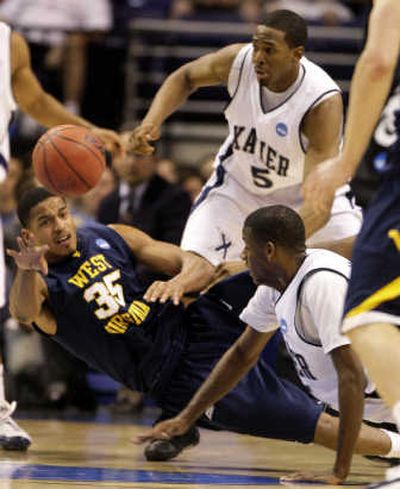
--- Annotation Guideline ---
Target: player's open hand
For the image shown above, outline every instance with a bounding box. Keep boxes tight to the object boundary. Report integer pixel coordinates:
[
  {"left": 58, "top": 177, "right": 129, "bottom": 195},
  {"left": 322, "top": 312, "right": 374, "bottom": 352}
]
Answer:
[
  {"left": 133, "top": 416, "right": 191, "bottom": 445},
  {"left": 280, "top": 470, "right": 344, "bottom": 485},
  {"left": 7, "top": 233, "right": 49, "bottom": 275},
  {"left": 128, "top": 123, "right": 160, "bottom": 155},
  {"left": 144, "top": 277, "right": 185, "bottom": 306},
  {"left": 91, "top": 127, "right": 123, "bottom": 160}
]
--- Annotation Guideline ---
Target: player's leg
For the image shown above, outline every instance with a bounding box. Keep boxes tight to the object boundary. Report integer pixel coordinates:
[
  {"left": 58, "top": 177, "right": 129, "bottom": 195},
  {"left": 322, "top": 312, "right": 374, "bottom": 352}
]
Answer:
[
  {"left": 343, "top": 177, "right": 400, "bottom": 485},
  {"left": 314, "top": 410, "right": 400, "bottom": 458},
  {"left": 0, "top": 232, "right": 31, "bottom": 450},
  {"left": 180, "top": 183, "right": 249, "bottom": 265}
]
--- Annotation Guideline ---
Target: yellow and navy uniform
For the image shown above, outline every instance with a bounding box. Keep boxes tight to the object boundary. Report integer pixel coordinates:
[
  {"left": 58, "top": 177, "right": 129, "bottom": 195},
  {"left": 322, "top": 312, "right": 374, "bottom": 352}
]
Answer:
[
  {"left": 343, "top": 74, "right": 400, "bottom": 331},
  {"left": 42, "top": 223, "right": 186, "bottom": 395},
  {"left": 38, "top": 225, "right": 324, "bottom": 443}
]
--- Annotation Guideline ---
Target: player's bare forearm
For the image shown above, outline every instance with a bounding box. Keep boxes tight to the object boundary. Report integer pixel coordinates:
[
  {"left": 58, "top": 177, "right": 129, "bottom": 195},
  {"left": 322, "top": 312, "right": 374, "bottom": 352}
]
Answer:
[
  {"left": 19, "top": 91, "right": 94, "bottom": 129},
  {"left": 9, "top": 269, "right": 46, "bottom": 324},
  {"left": 141, "top": 68, "right": 194, "bottom": 129},
  {"left": 331, "top": 347, "right": 366, "bottom": 481},
  {"left": 174, "top": 251, "right": 215, "bottom": 294}
]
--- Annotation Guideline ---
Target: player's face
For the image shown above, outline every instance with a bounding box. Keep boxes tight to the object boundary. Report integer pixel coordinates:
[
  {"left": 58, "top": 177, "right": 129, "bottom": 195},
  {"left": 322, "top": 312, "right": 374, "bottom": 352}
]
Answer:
[
  {"left": 27, "top": 197, "right": 77, "bottom": 260},
  {"left": 241, "top": 227, "right": 279, "bottom": 286},
  {"left": 252, "top": 26, "right": 303, "bottom": 90}
]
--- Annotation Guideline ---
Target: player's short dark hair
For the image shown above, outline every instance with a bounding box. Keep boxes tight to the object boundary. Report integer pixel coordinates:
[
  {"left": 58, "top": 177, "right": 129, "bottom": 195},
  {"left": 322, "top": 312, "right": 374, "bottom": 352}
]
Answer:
[
  {"left": 244, "top": 205, "right": 306, "bottom": 253},
  {"left": 261, "top": 9, "right": 308, "bottom": 48},
  {"left": 17, "top": 187, "right": 59, "bottom": 227}
]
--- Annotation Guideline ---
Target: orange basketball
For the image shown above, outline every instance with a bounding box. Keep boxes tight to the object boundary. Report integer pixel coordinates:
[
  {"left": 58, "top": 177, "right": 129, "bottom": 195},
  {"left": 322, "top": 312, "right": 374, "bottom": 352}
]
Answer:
[{"left": 32, "top": 125, "right": 106, "bottom": 197}]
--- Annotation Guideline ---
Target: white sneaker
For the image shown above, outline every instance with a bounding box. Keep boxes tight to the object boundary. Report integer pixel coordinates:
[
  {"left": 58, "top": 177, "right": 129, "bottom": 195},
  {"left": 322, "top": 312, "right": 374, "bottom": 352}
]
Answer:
[{"left": 0, "top": 401, "right": 31, "bottom": 451}]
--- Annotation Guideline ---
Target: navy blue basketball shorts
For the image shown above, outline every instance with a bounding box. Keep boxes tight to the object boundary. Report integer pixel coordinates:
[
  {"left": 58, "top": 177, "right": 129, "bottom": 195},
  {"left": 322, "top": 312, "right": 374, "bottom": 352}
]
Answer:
[
  {"left": 158, "top": 274, "right": 322, "bottom": 444},
  {"left": 343, "top": 175, "right": 400, "bottom": 332}
]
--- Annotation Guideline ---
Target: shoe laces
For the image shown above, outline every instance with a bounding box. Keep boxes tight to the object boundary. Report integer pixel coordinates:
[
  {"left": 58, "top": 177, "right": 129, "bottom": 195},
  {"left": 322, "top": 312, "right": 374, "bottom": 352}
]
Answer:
[{"left": 0, "top": 401, "right": 17, "bottom": 422}]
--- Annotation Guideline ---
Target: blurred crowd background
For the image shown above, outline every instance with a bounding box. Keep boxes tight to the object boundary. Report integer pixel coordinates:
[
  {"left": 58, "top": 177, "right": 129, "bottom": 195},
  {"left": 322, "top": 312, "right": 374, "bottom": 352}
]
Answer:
[{"left": 0, "top": 0, "right": 372, "bottom": 415}]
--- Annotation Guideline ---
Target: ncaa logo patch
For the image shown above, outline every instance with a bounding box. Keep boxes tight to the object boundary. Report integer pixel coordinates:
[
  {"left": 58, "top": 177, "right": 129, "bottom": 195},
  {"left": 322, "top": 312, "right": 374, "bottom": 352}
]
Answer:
[
  {"left": 95, "top": 238, "right": 111, "bottom": 250},
  {"left": 276, "top": 122, "right": 288, "bottom": 137},
  {"left": 373, "top": 151, "right": 389, "bottom": 173},
  {"left": 279, "top": 318, "right": 288, "bottom": 333}
]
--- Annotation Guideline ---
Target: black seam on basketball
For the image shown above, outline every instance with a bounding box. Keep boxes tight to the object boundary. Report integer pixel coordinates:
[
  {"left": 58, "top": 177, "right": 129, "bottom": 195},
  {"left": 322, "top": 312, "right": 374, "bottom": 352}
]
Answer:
[
  {"left": 53, "top": 134, "right": 104, "bottom": 168},
  {"left": 47, "top": 137, "right": 92, "bottom": 190},
  {"left": 42, "top": 141, "right": 61, "bottom": 194}
]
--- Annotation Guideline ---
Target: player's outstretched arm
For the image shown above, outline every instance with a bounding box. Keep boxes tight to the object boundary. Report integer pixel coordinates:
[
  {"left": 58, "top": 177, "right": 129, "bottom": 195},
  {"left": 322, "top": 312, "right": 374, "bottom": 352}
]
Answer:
[
  {"left": 109, "top": 224, "right": 215, "bottom": 303},
  {"left": 10, "top": 31, "right": 122, "bottom": 157},
  {"left": 7, "top": 232, "right": 49, "bottom": 325},
  {"left": 129, "top": 43, "right": 243, "bottom": 155},
  {"left": 134, "top": 326, "right": 272, "bottom": 444}
]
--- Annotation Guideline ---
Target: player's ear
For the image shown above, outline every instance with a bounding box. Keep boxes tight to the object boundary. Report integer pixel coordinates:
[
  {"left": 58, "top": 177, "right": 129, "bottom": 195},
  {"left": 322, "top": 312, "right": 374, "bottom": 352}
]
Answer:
[
  {"left": 292, "top": 46, "right": 304, "bottom": 61},
  {"left": 265, "top": 241, "right": 276, "bottom": 260}
]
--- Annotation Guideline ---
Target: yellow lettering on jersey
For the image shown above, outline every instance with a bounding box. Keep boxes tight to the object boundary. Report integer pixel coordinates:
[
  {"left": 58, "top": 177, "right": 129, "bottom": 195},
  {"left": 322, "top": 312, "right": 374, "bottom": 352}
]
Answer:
[
  {"left": 388, "top": 229, "right": 400, "bottom": 252},
  {"left": 68, "top": 269, "right": 90, "bottom": 288},
  {"left": 68, "top": 254, "right": 114, "bottom": 288},
  {"left": 105, "top": 312, "right": 132, "bottom": 334},
  {"left": 128, "top": 301, "right": 150, "bottom": 325},
  {"left": 90, "top": 255, "right": 113, "bottom": 272},
  {"left": 104, "top": 301, "right": 150, "bottom": 334},
  {"left": 81, "top": 261, "right": 99, "bottom": 279}
]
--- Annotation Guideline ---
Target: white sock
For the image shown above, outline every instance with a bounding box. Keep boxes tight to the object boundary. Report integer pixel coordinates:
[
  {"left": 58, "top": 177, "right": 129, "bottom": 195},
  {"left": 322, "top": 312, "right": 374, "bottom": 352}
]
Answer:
[
  {"left": 392, "top": 401, "right": 400, "bottom": 433},
  {"left": 381, "top": 429, "right": 400, "bottom": 458},
  {"left": 0, "top": 364, "right": 5, "bottom": 403}
]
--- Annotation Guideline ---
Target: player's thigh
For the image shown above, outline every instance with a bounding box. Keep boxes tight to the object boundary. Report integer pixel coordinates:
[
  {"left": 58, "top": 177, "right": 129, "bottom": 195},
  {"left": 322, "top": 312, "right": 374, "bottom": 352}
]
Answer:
[
  {"left": 181, "top": 194, "right": 245, "bottom": 265},
  {"left": 209, "top": 361, "right": 322, "bottom": 443}
]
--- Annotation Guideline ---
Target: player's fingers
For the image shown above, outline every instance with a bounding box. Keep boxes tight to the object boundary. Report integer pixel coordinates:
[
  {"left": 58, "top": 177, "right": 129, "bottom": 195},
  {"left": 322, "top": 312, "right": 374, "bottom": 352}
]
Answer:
[
  {"left": 144, "top": 281, "right": 164, "bottom": 302},
  {"left": 5, "top": 249, "right": 18, "bottom": 259},
  {"left": 16, "top": 236, "right": 27, "bottom": 252}
]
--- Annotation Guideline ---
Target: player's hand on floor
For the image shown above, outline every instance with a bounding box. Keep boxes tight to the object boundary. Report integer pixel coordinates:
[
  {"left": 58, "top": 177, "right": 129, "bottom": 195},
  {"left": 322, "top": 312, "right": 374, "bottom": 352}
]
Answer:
[
  {"left": 133, "top": 416, "right": 190, "bottom": 444},
  {"left": 128, "top": 123, "right": 160, "bottom": 155},
  {"left": 91, "top": 127, "right": 123, "bottom": 160},
  {"left": 144, "top": 278, "right": 185, "bottom": 305},
  {"left": 280, "top": 470, "right": 344, "bottom": 485},
  {"left": 7, "top": 233, "right": 49, "bottom": 275}
]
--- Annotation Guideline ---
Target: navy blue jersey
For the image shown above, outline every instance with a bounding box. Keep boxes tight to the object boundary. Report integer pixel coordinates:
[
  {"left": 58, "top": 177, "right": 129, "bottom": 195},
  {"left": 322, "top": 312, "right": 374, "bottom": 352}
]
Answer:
[
  {"left": 43, "top": 223, "right": 186, "bottom": 394},
  {"left": 363, "top": 73, "right": 400, "bottom": 177}
]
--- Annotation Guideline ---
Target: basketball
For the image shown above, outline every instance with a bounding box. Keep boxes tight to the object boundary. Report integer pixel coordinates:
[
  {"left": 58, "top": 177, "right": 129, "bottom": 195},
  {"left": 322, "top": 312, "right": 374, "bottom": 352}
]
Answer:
[{"left": 32, "top": 125, "right": 106, "bottom": 197}]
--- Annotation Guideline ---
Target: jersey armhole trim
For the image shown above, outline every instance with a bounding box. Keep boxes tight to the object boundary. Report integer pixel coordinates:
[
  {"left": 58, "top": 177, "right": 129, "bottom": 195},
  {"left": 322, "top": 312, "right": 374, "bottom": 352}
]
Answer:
[
  {"left": 224, "top": 46, "right": 251, "bottom": 112},
  {"left": 298, "top": 89, "right": 342, "bottom": 154},
  {"left": 294, "top": 267, "right": 349, "bottom": 346}
]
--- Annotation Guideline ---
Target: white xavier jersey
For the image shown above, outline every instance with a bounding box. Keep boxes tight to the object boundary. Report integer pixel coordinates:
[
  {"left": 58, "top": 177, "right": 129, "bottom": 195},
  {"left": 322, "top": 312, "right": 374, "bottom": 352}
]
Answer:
[
  {"left": 0, "top": 22, "right": 17, "bottom": 307},
  {"left": 218, "top": 45, "right": 340, "bottom": 198},
  {"left": 241, "top": 249, "right": 352, "bottom": 410}
]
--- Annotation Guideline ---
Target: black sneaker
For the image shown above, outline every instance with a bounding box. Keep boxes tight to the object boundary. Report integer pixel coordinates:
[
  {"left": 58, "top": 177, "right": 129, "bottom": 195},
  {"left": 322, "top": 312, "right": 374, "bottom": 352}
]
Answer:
[{"left": 144, "top": 425, "right": 200, "bottom": 461}]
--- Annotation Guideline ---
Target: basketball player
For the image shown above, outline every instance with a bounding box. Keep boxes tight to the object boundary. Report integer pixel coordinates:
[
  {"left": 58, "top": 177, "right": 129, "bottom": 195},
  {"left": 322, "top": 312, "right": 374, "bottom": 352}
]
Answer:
[
  {"left": 303, "top": 0, "right": 400, "bottom": 486},
  {"left": 0, "top": 22, "right": 121, "bottom": 449},
  {"left": 7, "top": 188, "right": 400, "bottom": 469},
  {"left": 136, "top": 205, "right": 400, "bottom": 484},
  {"left": 129, "top": 9, "right": 361, "bottom": 270}
]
